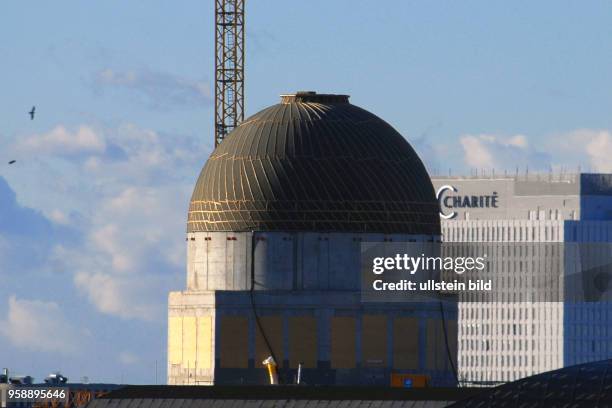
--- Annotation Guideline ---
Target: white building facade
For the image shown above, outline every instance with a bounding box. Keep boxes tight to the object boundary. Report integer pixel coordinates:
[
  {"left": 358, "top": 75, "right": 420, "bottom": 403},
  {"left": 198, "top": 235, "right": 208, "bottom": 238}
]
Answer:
[{"left": 432, "top": 173, "right": 612, "bottom": 385}]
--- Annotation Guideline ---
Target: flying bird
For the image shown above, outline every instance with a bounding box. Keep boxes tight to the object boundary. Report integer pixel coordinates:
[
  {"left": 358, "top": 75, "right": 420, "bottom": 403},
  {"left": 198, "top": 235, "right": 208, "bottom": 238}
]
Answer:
[
  {"left": 8, "top": 160, "right": 16, "bottom": 165},
  {"left": 29, "top": 106, "right": 35, "bottom": 120}
]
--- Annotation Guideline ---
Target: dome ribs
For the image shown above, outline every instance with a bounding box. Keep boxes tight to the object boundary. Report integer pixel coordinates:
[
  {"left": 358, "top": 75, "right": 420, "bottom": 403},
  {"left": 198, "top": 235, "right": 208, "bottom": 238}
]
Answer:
[{"left": 187, "top": 93, "right": 440, "bottom": 235}]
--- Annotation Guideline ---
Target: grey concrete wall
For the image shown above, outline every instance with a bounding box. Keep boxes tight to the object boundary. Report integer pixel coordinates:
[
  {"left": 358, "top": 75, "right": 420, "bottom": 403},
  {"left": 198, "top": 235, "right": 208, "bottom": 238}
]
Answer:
[
  {"left": 186, "top": 232, "right": 434, "bottom": 292},
  {"left": 175, "top": 231, "right": 446, "bottom": 386}
]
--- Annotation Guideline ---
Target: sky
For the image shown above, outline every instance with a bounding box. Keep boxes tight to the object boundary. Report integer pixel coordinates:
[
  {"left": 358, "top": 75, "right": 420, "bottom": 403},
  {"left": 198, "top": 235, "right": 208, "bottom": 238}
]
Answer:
[{"left": 1, "top": 1, "right": 612, "bottom": 384}]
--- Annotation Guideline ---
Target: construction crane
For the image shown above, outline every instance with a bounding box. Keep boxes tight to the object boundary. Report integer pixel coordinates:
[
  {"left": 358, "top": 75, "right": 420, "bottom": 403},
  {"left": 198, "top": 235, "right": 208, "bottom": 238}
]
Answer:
[{"left": 215, "top": 0, "right": 245, "bottom": 147}]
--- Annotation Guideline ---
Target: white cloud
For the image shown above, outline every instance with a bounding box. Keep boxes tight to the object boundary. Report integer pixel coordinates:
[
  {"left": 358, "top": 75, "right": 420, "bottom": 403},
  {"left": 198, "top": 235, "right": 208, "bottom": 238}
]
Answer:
[
  {"left": 557, "top": 129, "right": 612, "bottom": 172},
  {"left": 459, "top": 133, "right": 550, "bottom": 172},
  {"left": 586, "top": 132, "right": 612, "bottom": 172},
  {"left": 18, "top": 125, "right": 106, "bottom": 156},
  {"left": 457, "top": 129, "right": 612, "bottom": 174},
  {"left": 4, "top": 121, "right": 203, "bottom": 323},
  {"left": 0, "top": 296, "right": 80, "bottom": 354},
  {"left": 47, "top": 209, "right": 71, "bottom": 226},
  {"left": 96, "top": 68, "right": 212, "bottom": 109},
  {"left": 74, "top": 272, "right": 160, "bottom": 321},
  {"left": 90, "top": 224, "right": 134, "bottom": 272},
  {"left": 460, "top": 135, "right": 495, "bottom": 169},
  {"left": 506, "top": 134, "right": 528, "bottom": 148},
  {"left": 99, "top": 69, "right": 136, "bottom": 84},
  {"left": 80, "top": 123, "right": 206, "bottom": 187},
  {"left": 90, "top": 185, "right": 187, "bottom": 270},
  {"left": 21, "top": 123, "right": 205, "bottom": 321},
  {"left": 61, "top": 182, "right": 187, "bottom": 321}
]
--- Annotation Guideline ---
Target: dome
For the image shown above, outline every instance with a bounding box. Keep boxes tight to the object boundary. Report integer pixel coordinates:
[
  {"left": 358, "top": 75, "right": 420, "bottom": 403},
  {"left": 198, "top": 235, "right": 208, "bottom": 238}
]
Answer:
[{"left": 188, "top": 91, "right": 440, "bottom": 234}]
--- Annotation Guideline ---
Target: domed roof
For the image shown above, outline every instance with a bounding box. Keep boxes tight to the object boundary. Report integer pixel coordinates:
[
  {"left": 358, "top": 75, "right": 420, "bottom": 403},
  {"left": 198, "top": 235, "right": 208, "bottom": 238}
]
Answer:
[
  {"left": 448, "top": 359, "right": 612, "bottom": 407},
  {"left": 188, "top": 92, "right": 440, "bottom": 234}
]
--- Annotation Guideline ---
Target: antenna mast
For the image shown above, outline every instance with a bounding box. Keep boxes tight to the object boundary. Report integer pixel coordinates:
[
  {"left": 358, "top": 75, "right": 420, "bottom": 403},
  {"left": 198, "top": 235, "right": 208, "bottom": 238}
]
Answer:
[{"left": 215, "top": 0, "right": 245, "bottom": 147}]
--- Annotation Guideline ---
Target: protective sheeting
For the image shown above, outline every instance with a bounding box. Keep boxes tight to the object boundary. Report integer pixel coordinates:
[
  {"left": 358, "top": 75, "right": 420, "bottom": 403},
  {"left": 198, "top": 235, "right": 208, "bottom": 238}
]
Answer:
[{"left": 189, "top": 94, "right": 440, "bottom": 234}]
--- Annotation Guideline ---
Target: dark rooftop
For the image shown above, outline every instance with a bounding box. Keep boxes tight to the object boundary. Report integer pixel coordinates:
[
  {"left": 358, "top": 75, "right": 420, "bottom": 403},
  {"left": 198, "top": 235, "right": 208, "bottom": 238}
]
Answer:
[
  {"left": 448, "top": 359, "right": 612, "bottom": 407},
  {"left": 87, "top": 386, "right": 482, "bottom": 408}
]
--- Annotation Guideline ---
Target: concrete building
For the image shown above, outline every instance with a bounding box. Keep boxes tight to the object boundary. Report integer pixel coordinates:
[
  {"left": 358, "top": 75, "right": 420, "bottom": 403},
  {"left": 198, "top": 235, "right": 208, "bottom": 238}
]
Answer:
[
  {"left": 431, "top": 173, "right": 612, "bottom": 385},
  {"left": 168, "top": 92, "right": 457, "bottom": 386}
]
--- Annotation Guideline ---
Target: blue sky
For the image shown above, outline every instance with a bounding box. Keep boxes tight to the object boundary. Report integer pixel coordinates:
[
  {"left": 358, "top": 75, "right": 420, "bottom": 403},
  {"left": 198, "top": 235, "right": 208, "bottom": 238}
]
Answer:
[{"left": 1, "top": 1, "right": 612, "bottom": 383}]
